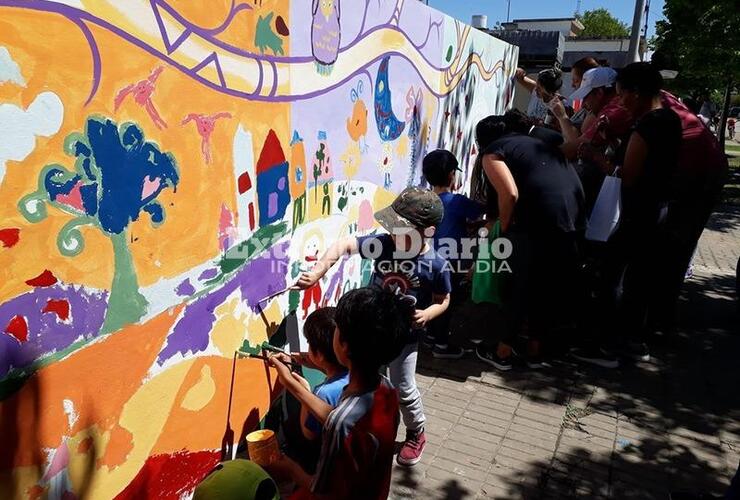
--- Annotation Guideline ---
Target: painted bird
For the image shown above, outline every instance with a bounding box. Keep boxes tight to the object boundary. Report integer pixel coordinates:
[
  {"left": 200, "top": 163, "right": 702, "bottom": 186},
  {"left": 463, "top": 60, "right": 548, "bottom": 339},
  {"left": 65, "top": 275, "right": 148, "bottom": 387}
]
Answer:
[
  {"left": 181, "top": 112, "right": 232, "bottom": 164},
  {"left": 114, "top": 66, "right": 167, "bottom": 129}
]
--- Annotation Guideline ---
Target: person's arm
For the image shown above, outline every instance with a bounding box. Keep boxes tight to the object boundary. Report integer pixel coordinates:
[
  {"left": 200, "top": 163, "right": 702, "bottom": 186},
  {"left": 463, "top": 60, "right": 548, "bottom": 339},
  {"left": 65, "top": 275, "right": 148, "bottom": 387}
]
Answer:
[
  {"left": 620, "top": 131, "right": 648, "bottom": 188},
  {"left": 300, "top": 400, "right": 319, "bottom": 441},
  {"left": 294, "top": 236, "right": 358, "bottom": 290},
  {"left": 515, "top": 68, "right": 537, "bottom": 93},
  {"left": 414, "top": 292, "right": 450, "bottom": 327},
  {"left": 482, "top": 155, "right": 518, "bottom": 232},
  {"left": 550, "top": 98, "right": 581, "bottom": 144},
  {"left": 268, "top": 355, "right": 333, "bottom": 426}
]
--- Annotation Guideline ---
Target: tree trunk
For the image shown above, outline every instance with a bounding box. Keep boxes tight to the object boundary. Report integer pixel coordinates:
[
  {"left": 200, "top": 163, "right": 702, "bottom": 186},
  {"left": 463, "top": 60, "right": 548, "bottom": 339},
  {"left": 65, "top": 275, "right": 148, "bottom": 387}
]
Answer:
[
  {"left": 719, "top": 77, "right": 733, "bottom": 150},
  {"left": 101, "top": 230, "right": 148, "bottom": 334}
]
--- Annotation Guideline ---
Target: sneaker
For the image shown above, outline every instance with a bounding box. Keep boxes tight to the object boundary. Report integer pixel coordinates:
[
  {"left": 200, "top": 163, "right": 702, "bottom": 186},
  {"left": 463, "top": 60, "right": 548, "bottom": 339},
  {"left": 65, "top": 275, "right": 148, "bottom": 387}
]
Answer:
[
  {"left": 570, "top": 346, "right": 620, "bottom": 368},
  {"left": 625, "top": 341, "right": 651, "bottom": 362},
  {"left": 432, "top": 344, "right": 465, "bottom": 359},
  {"left": 397, "top": 429, "right": 426, "bottom": 466},
  {"left": 475, "top": 346, "right": 513, "bottom": 371}
]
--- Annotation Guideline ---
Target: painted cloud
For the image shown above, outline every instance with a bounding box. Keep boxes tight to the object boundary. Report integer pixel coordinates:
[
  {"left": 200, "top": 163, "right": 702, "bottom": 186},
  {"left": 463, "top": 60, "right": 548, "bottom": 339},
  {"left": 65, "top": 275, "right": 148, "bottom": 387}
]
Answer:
[
  {"left": 0, "top": 91, "right": 64, "bottom": 184},
  {"left": 0, "top": 46, "right": 25, "bottom": 86}
]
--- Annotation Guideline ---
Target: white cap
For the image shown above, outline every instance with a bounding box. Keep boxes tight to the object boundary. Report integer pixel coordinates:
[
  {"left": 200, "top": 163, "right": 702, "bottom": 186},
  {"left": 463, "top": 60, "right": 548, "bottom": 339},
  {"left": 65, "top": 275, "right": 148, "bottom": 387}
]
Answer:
[{"left": 569, "top": 67, "right": 618, "bottom": 102}]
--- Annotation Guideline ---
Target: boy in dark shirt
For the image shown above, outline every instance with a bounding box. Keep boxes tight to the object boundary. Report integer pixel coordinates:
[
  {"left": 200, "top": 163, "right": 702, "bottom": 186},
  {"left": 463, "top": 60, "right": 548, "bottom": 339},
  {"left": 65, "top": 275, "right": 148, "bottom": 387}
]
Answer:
[
  {"left": 268, "top": 287, "right": 412, "bottom": 499},
  {"left": 293, "top": 187, "right": 451, "bottom": 466},
  {"left": 421, "top": 150, "right": 484, "bottom": 358}
]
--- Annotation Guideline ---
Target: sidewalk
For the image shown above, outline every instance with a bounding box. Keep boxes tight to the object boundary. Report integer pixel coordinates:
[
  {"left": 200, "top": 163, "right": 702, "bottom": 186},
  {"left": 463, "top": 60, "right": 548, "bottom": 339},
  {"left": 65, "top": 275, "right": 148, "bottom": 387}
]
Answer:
[{"left": 391, "top": 201, "right": 740, "bottom": 499}]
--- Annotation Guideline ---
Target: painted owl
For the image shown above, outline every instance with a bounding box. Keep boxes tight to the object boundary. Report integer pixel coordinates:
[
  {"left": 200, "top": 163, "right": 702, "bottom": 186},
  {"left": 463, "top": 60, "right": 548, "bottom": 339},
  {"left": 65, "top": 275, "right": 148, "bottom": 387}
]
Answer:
[{"left": 311, "top": 0, "right": 341, "bottom": 76}]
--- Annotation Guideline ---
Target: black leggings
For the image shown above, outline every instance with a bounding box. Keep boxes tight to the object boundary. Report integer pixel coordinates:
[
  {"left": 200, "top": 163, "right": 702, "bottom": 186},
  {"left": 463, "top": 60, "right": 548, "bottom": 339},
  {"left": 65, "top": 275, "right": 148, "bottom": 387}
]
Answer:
[{"left": 498, "top": 229, "right": 581, "bottom": 346}]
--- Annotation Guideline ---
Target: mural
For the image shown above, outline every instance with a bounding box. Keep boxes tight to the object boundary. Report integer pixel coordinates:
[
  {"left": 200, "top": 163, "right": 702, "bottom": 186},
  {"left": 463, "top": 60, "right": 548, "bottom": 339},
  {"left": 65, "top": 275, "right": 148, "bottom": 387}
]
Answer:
[{"left": 0, "top": 0, "right": 517, "bottom": 498}]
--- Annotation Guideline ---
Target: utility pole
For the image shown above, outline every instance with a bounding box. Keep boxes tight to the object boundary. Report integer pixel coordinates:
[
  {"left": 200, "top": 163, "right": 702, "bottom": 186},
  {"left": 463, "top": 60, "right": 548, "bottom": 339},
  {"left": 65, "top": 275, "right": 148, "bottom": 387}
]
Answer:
[
  {"left": 627, "top": 0, "right": 646, "bottom": 62},
  {"left": 507, "top": 0, "right": 511, "bottom": 22}
]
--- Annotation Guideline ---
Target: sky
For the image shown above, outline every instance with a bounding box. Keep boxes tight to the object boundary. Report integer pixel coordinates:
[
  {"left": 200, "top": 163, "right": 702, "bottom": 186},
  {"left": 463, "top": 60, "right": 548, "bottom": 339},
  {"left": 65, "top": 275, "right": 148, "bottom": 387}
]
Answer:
[{"left": 427, "top": 0, "right": 665, "bottom": 38}]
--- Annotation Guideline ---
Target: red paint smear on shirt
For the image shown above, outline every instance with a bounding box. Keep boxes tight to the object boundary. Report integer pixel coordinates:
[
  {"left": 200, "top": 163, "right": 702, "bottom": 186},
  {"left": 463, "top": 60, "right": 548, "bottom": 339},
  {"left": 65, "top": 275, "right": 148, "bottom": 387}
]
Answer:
[
  {"left": 4, "top": 315, "right": 29, "bottom": 343},
  {"left": 0, "top": 228, "right": 20, "bottom": 248},
  {"left": 25, "top": 270, "right": 58, "bottom": 287},
  {"left": 43, "top": 299, "right": 71, "bottom": 321},
  {"left": 114, "top": 450, "right": 220, "bottom": 500}
]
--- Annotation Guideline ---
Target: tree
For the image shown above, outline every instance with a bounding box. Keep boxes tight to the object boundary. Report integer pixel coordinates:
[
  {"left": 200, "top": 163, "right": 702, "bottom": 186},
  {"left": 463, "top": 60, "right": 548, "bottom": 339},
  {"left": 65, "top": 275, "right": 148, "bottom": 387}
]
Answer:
[
  {"left": 652, "top": 0, "right": 740, "bottom": 146},
  {"left": 19, "top": 116, "right": 179, "bottom": 334},
  {"left": 577, "top": 8, "right": 630, "bottom": 38}
]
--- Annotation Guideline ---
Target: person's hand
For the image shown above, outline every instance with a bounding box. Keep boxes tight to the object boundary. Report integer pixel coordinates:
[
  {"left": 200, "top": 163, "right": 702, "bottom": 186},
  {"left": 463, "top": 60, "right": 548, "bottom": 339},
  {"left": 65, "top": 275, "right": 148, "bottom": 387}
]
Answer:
[
  {"left": 267, "top": 353, "right": 293, "bottom": 384},
  {"left": 548, "top": 98, "right": 568, "bottom": 120},
  {"left": 414, "top": 309, "right": 433, "bottom": 328},
  {"left": 292, "top": 270, "right": 320, "bottom": 290},
  {"left": 515, "top": 67, "right": 526, "bottom": 82},
  {"left": 292, "top": 352, "right": 318, "bottom": 370}
]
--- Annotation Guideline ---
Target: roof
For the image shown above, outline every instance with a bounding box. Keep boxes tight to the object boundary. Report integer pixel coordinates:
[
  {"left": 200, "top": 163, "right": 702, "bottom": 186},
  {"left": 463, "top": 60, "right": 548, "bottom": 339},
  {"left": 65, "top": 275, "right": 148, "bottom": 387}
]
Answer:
[
  {"left": 562, "top": 51, "right": 630, "bottom": 69},
  {"left": 488, "top": 30, "right": 564, "bottom": 64}
]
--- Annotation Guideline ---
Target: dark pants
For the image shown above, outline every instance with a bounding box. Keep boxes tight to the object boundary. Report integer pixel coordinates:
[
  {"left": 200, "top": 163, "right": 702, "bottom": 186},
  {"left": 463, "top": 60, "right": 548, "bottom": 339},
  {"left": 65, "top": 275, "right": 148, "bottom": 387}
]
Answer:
[
  {"left": 585, "top": 213, "right": 665, "bottom": 348},
  {"left": 495, "top": 229, "right": 581, "bottom": 348},
  {"left": 429, "top": 269, "right": 466, "bottom": 345},
  {"left": 652, "top": 167, "right": 726, "bottom": 329}
]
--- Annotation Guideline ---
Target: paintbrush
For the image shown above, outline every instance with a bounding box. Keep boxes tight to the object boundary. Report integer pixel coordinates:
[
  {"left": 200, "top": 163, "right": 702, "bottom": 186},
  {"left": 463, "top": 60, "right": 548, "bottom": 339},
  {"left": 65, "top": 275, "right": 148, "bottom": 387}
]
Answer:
[
  {"left": 236, "top": 350, "right": 298, "bottom": 370},
  {"left": 256, "top": 285, "right": 294, "bottom": 304}
]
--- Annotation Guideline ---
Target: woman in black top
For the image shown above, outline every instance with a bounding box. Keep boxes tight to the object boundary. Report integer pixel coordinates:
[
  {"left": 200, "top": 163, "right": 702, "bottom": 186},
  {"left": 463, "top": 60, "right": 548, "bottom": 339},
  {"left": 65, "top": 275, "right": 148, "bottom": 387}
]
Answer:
[
  {"left": 471, "top": 111, "right": 585, "bottom": 371},
  {"left": 610, "top": 62, "right": 682, "bottom": 360}
]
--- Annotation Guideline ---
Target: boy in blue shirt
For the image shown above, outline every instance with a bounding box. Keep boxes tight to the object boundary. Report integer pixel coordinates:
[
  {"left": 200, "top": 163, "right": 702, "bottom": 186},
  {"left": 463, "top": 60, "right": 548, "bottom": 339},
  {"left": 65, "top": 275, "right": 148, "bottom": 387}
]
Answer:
[
  {"left": 422, "top": 150, "right": 484, "bottom": 359},
  {"left": 293, "top": 187, "right": 451, "bottom": 467},
  {"left": 270, "top": 307, "right": 348, "bottom": 473},
  {"left": 295, "top": 307, "right": 349, "bottom": 440}
]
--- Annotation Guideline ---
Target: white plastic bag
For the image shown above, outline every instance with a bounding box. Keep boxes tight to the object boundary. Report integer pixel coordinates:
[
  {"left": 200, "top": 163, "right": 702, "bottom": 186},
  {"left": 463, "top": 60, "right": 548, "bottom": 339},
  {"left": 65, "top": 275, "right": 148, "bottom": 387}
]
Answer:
[{"left": 586, "top": 172, "right": 621, "bottom": 242}]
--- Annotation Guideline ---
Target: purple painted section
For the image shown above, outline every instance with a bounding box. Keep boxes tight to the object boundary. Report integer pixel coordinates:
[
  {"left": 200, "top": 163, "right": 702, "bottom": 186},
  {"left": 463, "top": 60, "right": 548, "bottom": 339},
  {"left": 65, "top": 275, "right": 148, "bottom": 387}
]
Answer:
[
  {"left": 66, "top": 16, "right": 101, "bottom": 105},
  {"left": 322, "top": 256, "right": 348, "bottom": 304},
  {"left": 0, "top": 284, "right": 107, "bottom": 378},
  {"left": 267, "top": 193, "right": 278, "bottom": 218},
  {"left": 175, "top": 279, "right": 196, "bottom": 297},
  {"left": 198, "top": 268, "right": 219, "bottom": 281},
  {"left": 156, "top": 242, "right": 289, "bottom": 364}
]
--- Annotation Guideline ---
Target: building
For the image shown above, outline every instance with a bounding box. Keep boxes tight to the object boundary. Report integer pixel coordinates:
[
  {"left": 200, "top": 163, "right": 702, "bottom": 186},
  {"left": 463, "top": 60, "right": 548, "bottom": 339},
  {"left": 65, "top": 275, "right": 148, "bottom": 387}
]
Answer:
[{"left": 474, "top": 16, "right": 646, "bottom": 110}]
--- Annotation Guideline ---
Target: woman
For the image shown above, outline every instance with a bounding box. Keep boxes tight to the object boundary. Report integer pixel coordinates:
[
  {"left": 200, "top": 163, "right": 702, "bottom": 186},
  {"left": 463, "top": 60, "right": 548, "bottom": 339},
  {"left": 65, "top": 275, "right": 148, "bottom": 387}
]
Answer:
[
  {"left": 472, "top": 111, "right": 585, "bottom": 371},
  {"left": 610, "top": 62, "right": 682, "bottom": 361},
  {"left": 569, "top": 57, "right": 600, "bottom": 131},
  {"left": 515, "top": 67, "right": 564, "bottom": 125}
]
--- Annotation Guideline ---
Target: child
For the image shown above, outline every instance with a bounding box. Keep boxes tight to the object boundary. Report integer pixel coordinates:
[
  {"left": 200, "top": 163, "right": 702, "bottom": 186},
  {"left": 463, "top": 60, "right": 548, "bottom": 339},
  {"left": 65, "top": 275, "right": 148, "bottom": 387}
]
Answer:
[
  {"left": 267, "top": 287, "right": 411, "bottom": 499},
  {"left": 422, "top": 150, "right": 484, "bottom": 358},
  {"left": 295, "top": 308, "right": 348, "bottom": 439},
  {"left": 294, "top": 186, "right": 451, "bottom": 466}
]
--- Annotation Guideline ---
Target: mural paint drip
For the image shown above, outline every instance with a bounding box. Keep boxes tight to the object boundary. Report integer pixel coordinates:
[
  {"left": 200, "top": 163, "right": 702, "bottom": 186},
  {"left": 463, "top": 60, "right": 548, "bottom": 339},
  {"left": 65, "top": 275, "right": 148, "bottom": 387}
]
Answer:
[{"left": 0, "top": 0, "right": 517, "bottom": 497}]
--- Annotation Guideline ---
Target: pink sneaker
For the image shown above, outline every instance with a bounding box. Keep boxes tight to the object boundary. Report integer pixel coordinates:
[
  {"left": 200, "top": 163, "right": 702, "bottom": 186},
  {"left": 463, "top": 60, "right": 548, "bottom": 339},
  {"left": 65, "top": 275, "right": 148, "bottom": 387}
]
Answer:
[{"left": 397, "top": 429, "right": 426, "bottom": 466}]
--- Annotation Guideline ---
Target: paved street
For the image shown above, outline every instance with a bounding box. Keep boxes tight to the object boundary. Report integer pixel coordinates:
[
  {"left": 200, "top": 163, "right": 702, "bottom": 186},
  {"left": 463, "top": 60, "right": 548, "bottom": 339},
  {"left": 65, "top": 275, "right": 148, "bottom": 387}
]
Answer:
[{"left": 391, "top": 186, "right": 740, "bottom": 499}]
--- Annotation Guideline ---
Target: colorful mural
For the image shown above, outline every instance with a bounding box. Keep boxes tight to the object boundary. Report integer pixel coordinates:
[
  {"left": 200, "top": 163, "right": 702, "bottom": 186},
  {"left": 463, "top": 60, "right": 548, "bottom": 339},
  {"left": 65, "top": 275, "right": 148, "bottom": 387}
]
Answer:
[{"left": 0, "top": 0, "right": 517, "bottom": 497}]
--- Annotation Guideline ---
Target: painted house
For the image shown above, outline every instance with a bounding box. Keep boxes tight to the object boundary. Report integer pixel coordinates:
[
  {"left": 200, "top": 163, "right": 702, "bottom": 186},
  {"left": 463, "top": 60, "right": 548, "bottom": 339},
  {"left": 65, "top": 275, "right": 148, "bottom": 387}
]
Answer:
[
  {"left": 233, "top": 125, "right": 258, "bottom": 237},
  {"left": 256, "top": 130, "right": 290, "bottom": 227}
]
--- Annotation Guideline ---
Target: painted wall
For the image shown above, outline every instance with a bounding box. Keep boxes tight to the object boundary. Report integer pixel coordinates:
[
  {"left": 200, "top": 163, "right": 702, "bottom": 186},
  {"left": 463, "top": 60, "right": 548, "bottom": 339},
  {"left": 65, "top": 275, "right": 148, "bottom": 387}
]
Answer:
[{"left": 0, "top": 1, "right": 517, "bottom": 498}]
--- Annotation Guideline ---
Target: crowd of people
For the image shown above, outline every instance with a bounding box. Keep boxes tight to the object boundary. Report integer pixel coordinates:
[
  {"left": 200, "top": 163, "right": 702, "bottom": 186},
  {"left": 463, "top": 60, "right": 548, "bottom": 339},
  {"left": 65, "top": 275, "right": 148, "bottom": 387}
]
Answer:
[{"left": 204, "top": 60, "right": 729, "bottom": 499}]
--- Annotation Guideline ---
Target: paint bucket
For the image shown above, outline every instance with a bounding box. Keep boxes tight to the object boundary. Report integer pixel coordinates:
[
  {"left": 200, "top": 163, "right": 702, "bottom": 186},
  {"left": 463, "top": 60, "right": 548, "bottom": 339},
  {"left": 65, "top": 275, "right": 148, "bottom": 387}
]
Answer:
[{"left": 246, "top": 429, "right": 280, "bottom": 466}]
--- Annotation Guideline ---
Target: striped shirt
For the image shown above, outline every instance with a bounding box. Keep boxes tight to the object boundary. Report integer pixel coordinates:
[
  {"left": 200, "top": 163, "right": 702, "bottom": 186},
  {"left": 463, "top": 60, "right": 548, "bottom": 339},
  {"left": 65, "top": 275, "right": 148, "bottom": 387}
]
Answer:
[{"left": 311, "top": 376, "right": 399, "bottom": 499}]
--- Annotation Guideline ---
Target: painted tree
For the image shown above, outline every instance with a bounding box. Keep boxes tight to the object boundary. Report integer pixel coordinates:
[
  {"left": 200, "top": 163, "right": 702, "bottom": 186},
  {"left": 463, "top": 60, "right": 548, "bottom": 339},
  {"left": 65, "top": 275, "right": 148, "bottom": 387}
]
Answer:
[{"left": 19, "top": 116, "right": 179, "bottom": 334}]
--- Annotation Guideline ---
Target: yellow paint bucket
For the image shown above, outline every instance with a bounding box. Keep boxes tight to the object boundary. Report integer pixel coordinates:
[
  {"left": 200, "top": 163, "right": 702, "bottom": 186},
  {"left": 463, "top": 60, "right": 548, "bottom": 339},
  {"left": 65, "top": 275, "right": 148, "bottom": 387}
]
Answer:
[{"left": 246, "top": 429, "right": 280, "bottom": 466}]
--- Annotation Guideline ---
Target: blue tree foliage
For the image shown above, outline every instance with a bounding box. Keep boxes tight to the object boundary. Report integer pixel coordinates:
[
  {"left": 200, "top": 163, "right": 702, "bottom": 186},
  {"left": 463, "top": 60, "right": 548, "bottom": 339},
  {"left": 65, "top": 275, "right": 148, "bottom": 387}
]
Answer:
[{"left": 42, "top": 116, "right": 179, "bottom": 234}]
